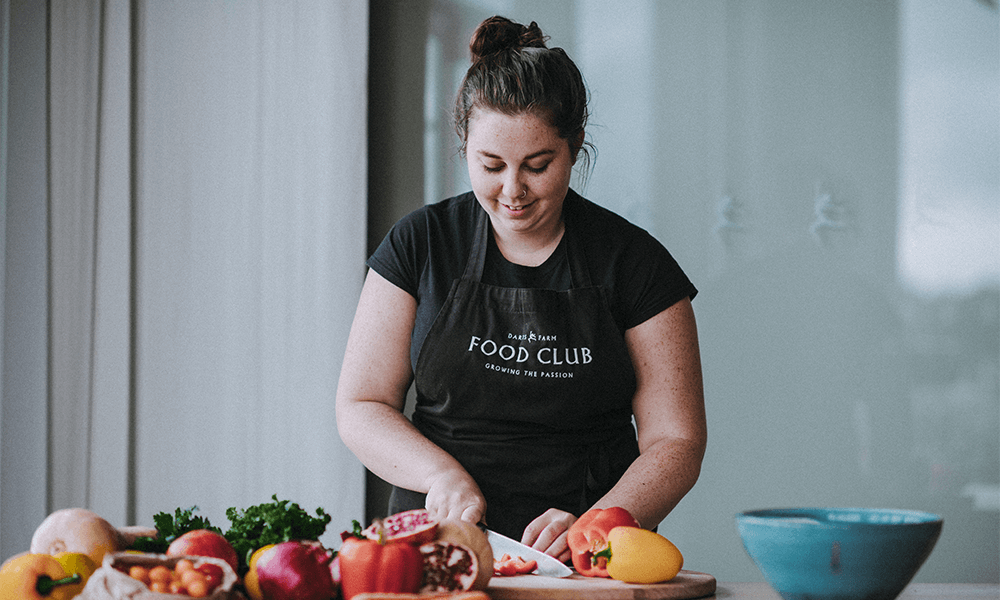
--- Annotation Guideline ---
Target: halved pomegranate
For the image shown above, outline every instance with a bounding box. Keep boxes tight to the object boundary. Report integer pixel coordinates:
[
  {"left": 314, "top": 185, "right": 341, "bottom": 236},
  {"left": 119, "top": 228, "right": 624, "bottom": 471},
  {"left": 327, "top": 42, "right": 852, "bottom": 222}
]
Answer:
[
  {"left": 362, "top": 509, "right": 438, "bottom": 545},
  {"left": 419, "top": 540, "right": 479, "bottom": 593}
]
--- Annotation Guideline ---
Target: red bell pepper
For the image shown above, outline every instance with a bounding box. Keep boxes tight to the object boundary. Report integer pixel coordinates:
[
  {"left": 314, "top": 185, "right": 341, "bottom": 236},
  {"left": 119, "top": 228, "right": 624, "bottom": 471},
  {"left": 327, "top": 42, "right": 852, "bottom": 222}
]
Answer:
[
  {"left": 566, "top": 507, "right": 641, "bottom": 577},
  {"left": 337, "top": 536, "right": 424, "bottom": 600}
]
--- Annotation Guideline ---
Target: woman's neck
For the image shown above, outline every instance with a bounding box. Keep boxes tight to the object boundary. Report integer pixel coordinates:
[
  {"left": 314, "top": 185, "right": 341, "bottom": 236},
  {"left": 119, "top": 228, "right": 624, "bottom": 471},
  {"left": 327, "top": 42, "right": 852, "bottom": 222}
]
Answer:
[{"left": 491, "top": 219, "right": 565, "bottom": 267}]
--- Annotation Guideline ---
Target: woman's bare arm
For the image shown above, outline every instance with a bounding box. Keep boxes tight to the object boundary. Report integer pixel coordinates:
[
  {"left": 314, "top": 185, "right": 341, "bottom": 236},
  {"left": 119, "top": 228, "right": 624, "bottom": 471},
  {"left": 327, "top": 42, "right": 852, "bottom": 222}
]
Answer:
[
  {"left": 596, "top": 296, "right": 707, "bottom": 527},
  {"left": 335, "top": 270, "right": 486, "bottom": 523},
  {"left": 522, "top": 297, "right": 706, "bottom": 558}
]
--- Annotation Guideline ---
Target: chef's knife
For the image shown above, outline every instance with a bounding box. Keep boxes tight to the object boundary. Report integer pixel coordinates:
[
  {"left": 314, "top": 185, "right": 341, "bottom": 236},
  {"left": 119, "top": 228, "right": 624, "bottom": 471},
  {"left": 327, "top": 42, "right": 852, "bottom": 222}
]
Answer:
[{"left": 486, "top": 528, "right": 574, "bottom": 577}]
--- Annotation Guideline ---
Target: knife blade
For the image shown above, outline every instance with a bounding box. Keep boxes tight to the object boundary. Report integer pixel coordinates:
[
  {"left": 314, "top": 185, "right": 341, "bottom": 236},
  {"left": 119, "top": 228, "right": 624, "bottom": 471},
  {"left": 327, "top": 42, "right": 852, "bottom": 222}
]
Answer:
[{"left": 486, "top": 528, "right": 574, "bottom": 577}]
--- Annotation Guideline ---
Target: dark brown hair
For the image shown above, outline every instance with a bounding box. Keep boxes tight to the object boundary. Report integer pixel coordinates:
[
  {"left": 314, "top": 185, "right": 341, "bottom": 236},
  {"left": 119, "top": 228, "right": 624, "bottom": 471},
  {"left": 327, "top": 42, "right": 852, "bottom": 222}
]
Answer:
[{"left": 454, "top": 16, "right": 592, "bottom": 169}]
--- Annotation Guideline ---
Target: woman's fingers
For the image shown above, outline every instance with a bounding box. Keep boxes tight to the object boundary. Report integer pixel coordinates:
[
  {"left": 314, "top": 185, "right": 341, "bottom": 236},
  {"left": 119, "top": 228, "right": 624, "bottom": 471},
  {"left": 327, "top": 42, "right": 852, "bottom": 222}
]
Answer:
[
  {"left": 521, "top": 509, "right": 576, "bottom": 558},
  {"left": 425, "top": 470, "right": 486, "bottom": 525}
]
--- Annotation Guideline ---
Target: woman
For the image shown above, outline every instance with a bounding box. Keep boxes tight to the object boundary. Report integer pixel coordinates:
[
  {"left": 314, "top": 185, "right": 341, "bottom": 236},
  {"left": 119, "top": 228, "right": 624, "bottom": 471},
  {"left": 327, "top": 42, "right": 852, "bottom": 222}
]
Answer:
[{"left": 336, "top": 16, "right": 706, "bottom": 563}]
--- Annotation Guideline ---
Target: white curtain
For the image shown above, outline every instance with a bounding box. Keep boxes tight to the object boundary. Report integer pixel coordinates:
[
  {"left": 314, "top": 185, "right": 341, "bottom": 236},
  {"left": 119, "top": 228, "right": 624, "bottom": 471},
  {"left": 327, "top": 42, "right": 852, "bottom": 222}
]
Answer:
[
  {"left": 3, "top": 0, "right": 367, "bottom": 555},
  {"left": 129, "top": 0, "right": 367, "bottom": 542},
  {"left": 47, "top": 0, "right": 133, "bottom": 524}
]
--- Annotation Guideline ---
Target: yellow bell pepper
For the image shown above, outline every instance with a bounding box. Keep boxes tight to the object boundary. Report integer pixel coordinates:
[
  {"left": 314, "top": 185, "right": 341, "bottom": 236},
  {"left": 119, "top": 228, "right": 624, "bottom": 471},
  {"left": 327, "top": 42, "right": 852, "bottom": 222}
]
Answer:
[
  {"left": 0, "top": 553, "right": 80, "bottom": 600},
  {"left": 594, "top": 526, "right": 684, "bottom": 584},
  {"left": 243, "top": 544, "right": 276, "bottom": 600},
  {"left": 53, "top": 552, "right": 97, "bottom": 596}
]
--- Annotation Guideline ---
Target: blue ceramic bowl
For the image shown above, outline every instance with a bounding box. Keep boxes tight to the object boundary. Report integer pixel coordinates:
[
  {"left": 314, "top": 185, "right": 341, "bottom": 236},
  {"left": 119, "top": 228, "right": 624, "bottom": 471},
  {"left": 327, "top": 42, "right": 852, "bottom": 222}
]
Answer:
[{"left": 736, "top": 508, "right": 942, "bottom": 600}]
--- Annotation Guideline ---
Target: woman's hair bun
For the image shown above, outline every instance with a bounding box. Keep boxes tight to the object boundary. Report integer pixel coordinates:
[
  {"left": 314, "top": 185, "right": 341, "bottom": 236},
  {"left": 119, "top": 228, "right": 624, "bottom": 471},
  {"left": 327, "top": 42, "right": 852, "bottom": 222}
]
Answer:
[{"left": 469, "top": 16, "right": 548, "bottom": 61}]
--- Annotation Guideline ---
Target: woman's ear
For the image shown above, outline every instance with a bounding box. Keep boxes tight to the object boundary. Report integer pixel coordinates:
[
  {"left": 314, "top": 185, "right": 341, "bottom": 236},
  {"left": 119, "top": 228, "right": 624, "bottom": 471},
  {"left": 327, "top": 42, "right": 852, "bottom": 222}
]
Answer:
[{"left": 570, "top": 130, "right": 586, "bottom": 164}]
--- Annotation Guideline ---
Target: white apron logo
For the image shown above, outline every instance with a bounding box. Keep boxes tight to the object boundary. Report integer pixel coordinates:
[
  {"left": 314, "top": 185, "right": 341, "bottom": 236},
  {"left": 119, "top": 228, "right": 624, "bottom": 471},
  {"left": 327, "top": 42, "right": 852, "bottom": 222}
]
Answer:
[
  {"left": 467, "top": 336, "right": 592, "bottom": 365},
  {"left": 507, "top": 331, "right": 557, "bottom": 343}
]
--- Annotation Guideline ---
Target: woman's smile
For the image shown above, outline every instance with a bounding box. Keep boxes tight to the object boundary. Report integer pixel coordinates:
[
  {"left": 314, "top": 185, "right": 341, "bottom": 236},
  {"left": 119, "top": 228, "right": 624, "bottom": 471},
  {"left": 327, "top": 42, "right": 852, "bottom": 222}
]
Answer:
[{"left": 502, "top": 199, "right": 535, "bottom": 214}]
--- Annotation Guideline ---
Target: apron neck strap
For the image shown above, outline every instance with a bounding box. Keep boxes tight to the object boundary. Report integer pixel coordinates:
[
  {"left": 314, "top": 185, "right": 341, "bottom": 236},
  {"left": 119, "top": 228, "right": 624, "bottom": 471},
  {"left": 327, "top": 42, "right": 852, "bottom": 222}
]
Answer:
[{"left": 462, "top": 208, "right": 491, "bottom": 281}]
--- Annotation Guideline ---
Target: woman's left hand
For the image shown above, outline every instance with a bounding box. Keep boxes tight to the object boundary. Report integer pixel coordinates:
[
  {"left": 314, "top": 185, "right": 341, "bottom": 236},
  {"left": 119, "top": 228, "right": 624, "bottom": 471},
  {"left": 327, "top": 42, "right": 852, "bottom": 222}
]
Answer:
[{"left": 520, "top": 508, "right": 576, "bottom": 563}]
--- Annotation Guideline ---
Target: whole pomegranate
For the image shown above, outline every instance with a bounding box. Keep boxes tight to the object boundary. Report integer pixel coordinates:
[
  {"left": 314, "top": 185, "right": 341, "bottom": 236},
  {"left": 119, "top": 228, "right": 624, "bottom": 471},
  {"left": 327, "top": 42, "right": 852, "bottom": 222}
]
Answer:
[
  {"left": 255, "top": 540, "right": 335, "bottom": 600},
  {"left": 362, "top": 508, "right": 438, "bottom": 545},
  {"left": 167, "top": 529, "right": 239, "bottom": 575}
]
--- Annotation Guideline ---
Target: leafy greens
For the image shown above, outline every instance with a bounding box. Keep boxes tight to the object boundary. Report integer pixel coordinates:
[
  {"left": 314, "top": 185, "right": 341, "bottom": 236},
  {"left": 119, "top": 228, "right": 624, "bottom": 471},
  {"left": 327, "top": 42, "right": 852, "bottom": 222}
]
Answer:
[
  {"left": 224, "top": 494, "right": 332, "bottom": 572},
  {"left": 129, "top": 506, "right": 222, "bottom": 554}
]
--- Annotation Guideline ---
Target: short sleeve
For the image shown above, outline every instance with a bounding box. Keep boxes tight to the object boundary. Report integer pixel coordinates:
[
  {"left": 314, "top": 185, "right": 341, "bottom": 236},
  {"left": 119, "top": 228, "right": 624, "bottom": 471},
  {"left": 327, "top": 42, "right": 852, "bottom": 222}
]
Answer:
[
  {"left": 567, "top": 193, "right": 697, "bottom": 333},
  {"left": 367, "top": 210, "right": 425, "bottom": 298},
  {"left": 619, "top": 228, "right": 697, "bottom": 330}
]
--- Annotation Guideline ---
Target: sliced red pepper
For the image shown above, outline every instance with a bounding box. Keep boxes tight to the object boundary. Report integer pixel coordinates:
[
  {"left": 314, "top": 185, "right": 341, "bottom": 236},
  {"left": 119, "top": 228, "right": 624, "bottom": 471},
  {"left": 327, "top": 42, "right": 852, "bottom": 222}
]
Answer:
[
  {"left": 566, "top": 507, "right": 640, "bottom": 578},
  {"left": 493, "top": 554, "right": 538, "bottom": 576},
  {"left": 495, "top": 556, "right": 518, "bottom": 577},
  {"left": 515, "top": 558, "right": 537, "bottom": 575}
]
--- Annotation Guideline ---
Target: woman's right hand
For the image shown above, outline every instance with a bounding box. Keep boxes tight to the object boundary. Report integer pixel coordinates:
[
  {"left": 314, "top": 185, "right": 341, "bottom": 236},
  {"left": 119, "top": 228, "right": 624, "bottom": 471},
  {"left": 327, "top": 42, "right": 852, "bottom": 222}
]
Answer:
[{"left": 425, "top": 469, "right": 487, "bottom": 524}]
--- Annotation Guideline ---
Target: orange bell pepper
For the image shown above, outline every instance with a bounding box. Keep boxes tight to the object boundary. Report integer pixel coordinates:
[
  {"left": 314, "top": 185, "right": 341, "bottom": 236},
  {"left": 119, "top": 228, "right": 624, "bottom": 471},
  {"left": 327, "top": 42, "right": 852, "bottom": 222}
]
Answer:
[{"left": 0, "top": 553, "right": 81, "bottom": 600}]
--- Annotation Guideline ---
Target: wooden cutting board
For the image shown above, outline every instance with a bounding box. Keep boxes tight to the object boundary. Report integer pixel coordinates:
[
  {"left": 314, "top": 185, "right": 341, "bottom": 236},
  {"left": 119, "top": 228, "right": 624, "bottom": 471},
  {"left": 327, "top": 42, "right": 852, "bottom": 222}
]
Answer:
[{"left": 487, "top": 569, "right": 716, "bottom": 600}]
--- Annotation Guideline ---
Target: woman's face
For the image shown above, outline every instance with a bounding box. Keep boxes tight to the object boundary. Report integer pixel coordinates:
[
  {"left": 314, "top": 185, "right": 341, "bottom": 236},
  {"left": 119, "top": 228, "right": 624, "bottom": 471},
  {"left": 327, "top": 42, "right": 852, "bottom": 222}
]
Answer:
[{"left": 465, "top": 108, "right": 576, "bottom": 243}]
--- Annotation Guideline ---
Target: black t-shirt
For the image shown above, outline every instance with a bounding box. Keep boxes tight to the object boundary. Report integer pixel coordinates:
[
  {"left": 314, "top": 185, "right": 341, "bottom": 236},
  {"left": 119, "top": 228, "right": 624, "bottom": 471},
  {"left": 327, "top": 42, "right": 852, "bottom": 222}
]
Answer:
[{"left": 368, "top": 189, "right": 697, "bottom": 370}]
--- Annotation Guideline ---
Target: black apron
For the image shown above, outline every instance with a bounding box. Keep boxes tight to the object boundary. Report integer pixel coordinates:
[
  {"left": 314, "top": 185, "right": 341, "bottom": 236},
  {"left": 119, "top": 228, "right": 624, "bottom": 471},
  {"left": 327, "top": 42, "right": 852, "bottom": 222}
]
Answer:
[{"left": 389, "top": 205, "right": 640, "bottom": 540}]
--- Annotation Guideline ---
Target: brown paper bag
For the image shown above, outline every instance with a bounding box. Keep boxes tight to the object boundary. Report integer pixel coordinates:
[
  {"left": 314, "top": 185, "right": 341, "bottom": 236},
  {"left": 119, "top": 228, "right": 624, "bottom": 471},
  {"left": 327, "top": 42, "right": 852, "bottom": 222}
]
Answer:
[{"left": 77, "top": 552, "right": 243, "bottom": 600}]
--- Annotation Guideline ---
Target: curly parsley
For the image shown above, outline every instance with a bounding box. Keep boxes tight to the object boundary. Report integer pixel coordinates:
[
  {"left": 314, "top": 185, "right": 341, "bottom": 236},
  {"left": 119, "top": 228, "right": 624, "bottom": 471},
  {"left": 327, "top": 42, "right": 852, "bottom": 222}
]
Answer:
[
  {"left": 223, "top": 494, "right": 332, "bottom": 572},
  {"left": 129, "top": 506, "right": 222, "bottom": 554}
]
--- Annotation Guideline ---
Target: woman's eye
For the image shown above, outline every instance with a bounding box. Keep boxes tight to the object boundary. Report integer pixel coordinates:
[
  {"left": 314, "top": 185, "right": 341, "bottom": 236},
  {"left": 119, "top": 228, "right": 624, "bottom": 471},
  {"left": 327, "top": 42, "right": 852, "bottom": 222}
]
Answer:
[{"left": 481, "top": 161, "right": 548, "bottom": 174}]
